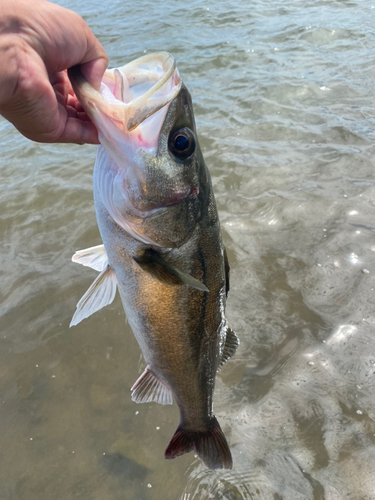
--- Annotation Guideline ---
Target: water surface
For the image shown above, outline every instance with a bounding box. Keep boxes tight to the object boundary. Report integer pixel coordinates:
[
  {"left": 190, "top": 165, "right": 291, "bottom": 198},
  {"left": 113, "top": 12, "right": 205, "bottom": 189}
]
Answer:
[{"left": 1, "top": 0, "right": 375, "bottom": 498}]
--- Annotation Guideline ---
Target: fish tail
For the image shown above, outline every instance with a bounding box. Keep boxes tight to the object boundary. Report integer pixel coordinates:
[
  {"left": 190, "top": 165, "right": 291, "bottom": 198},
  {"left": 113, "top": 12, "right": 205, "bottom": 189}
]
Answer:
[{"left": 164, "top": 416, "right": 232, "bottom": 470}]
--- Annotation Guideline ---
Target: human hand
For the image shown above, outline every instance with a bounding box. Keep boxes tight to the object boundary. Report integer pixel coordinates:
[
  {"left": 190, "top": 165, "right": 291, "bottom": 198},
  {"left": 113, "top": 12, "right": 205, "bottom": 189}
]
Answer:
[{"left": 0, "top": 0, "right": 108, "bottom": 144}]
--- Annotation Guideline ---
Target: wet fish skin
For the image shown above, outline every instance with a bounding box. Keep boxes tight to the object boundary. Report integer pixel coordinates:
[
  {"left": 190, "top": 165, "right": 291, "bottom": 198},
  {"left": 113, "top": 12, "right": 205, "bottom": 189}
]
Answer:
[{"left": 69, "top": 55, "right": 238, "bottom": 469}]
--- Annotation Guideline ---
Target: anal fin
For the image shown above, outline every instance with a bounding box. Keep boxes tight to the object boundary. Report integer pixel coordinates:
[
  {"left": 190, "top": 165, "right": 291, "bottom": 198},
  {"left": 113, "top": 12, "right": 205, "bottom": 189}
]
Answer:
[
  {"left": 131, "top": 367, "right": 173, "bottom": 405},
  {"left": 219, "top": 327, "right": 239, "bottom": 369},
  {"left": 70, "top": 265, "right": 117, "bottom": 327}
]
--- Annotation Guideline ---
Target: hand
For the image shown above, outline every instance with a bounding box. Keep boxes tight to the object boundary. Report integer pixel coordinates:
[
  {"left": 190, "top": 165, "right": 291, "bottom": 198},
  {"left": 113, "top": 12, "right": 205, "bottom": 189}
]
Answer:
[{"left": 0, "top": 0, "right": 108, "bottom": 144}]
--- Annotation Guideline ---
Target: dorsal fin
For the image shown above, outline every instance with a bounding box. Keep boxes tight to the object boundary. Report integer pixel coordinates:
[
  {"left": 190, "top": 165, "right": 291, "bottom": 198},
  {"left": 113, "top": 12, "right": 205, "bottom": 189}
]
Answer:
[{"left": 70, "top": 265, "right": 118, "bottom": 327}]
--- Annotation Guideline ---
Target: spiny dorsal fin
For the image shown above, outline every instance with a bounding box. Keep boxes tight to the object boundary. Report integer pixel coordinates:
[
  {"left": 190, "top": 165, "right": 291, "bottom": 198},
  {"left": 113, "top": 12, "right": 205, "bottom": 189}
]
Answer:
[
  {"left": 70, "top": 265, "right": 117, "bottom": 327},
  {"left": 218, "top": 327, "right": 239, "bottom": 369},
  {"left": 72, "top": 244, "right": 107, "bottom": 272},
  {"left": 134, "top": 249, "right": 209, "bottom": 292},
  {"left": 131, "top": 367, "right": 173, "bottom": 405}
]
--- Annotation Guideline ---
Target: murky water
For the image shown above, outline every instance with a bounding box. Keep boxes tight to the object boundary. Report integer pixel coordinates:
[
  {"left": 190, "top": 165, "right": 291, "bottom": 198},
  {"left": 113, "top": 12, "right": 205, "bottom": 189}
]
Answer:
[{"left": 1, "top": 0, "right": 375, "bottom": 498}]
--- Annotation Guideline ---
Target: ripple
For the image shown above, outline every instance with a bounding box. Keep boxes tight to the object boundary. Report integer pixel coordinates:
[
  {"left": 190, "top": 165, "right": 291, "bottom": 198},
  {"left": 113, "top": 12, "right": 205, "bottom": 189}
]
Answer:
[{"left": 2, "top": 0, "right": 375, "bottom": 498}]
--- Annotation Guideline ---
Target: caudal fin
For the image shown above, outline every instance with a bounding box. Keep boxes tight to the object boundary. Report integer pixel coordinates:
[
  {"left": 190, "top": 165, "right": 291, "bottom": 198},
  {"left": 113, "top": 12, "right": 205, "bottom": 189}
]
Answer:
[{"left": 164, "top": 416, "right": 232, "bottom": 470}]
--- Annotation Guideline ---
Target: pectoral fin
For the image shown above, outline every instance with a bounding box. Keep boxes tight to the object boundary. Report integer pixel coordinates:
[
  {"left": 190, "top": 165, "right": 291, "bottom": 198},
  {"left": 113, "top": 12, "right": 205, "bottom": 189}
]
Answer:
[
  {"left": 134, "top": 249, "right": 209, "bottom": 292},
  {"left": 131, "top": 367, "right": 173, "bottom": 405},
  {"left": 72, "top": 244, "right": 108, "bottom": 272},
  {"left": 218, "top": 327, "right": 239, "bottom": 369},
  {"left": 70, "top": 265, "right": 118, "bottom": 327}
]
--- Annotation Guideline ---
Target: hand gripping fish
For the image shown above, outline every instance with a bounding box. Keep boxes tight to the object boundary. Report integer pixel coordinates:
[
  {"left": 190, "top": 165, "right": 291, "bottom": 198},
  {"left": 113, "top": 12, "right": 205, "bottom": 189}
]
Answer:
[{"left": 68, "top": 53, "right": 239, "bottom": 470}]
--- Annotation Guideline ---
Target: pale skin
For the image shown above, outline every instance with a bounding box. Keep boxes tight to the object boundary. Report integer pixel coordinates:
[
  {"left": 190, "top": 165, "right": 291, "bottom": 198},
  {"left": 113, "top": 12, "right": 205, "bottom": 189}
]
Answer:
[{"left": 0, "top": 0, "right": 108, "bottom": 144}]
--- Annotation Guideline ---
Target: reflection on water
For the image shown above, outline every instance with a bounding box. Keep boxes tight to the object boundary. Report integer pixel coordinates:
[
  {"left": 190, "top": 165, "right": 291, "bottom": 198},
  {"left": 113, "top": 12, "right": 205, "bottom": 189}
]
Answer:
[{"left": 2, "top": 0, "right": 375, "bottom": 498}]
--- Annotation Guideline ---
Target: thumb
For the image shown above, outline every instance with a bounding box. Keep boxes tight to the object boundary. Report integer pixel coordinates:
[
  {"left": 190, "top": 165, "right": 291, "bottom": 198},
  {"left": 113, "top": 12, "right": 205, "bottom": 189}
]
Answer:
[{"left": 80, "top": 56, "right": 108, "bottom": 91}]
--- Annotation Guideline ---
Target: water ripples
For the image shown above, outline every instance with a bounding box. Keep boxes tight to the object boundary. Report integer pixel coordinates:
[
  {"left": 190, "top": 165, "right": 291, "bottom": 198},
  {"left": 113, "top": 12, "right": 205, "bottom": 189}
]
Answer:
[{"left": 2, "top": 0, "right": 375, "bottom": 498}]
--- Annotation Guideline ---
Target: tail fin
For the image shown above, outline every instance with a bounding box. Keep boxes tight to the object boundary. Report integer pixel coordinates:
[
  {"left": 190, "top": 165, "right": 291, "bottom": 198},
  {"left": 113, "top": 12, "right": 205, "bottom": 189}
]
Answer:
[{"left": 164, "top": 416, "right": 232, "bottom": 470}]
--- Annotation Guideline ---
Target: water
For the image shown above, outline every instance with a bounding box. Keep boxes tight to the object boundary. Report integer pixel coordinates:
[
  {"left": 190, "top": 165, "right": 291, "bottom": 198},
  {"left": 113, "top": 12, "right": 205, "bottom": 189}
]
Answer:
[{"left": 1, "top": 0, "right": 375, "bottom": 498}]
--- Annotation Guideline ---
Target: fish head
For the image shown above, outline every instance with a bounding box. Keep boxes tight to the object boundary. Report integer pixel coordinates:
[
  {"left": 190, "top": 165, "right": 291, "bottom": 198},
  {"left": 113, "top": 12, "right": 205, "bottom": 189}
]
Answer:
[{"left": 69, "top": 53, "right": 204, "bottom": 247}]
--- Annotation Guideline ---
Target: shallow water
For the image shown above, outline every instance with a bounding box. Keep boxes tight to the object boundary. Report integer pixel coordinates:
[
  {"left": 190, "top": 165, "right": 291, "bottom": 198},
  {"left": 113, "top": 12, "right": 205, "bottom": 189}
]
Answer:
[{"left": 1, "top": 0, "right": 375, "bottom": 498}]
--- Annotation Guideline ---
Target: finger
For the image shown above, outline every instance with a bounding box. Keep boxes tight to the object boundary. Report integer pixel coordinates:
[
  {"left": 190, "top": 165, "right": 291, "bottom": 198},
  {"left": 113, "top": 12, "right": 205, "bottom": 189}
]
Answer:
[
  {"left": 26, "top": 1, "right": 108, "bottom": 89},
  {"left": 55, "top": 90, "right": 67, "bottom": 107},
  {"left": 69, "top": 20, "right": 108, "bottom": 90},
  {"left": 66, "top": 94, "right": 85, "bottom": 112},
  {"left": 55, "top": 116, "right": 99, "bottom": 144},
  {"left": 80, "top": 57, "right": 108, "bottom": 91},
  {"left": 51, "top": 71, "right": 74, "bottom": 106},
  {"left": 66, "top": 105, "right": 91, "bottom": 122}
]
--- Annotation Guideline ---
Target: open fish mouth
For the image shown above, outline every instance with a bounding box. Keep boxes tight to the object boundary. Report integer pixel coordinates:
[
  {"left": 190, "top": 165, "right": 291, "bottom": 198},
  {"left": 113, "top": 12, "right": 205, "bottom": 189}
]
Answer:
[{"left": 69, "top": 52, "right": 182, "bottom": 154}]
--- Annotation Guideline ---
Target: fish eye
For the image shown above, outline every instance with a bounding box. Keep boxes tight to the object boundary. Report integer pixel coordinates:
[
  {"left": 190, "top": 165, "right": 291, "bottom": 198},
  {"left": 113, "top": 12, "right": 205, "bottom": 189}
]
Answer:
[{"left": 168, "top": 128, "right": 196, "bottom": 160}]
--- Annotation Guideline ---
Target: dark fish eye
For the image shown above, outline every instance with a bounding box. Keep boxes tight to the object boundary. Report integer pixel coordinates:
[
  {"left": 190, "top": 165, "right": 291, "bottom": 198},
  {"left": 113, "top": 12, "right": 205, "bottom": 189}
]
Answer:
[{"left": 168, "top": 127, "right": 196, "bottom": 160}]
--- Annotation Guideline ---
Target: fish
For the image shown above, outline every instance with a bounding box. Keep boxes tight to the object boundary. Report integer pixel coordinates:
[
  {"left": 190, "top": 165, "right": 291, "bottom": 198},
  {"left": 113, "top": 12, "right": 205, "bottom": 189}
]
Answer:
[{"left": 68, "top": 52, "right": 239, "bottom": 470}]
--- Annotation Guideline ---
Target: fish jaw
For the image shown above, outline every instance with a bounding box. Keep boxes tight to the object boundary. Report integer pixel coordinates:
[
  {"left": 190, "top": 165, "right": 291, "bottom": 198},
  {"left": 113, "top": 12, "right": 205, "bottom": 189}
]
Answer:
[
  {"left": 69, "top": 52, "right": 181, "bottom": 163},
  {"left": 69, "top": 52, "right": 181, "bottom": 155}
]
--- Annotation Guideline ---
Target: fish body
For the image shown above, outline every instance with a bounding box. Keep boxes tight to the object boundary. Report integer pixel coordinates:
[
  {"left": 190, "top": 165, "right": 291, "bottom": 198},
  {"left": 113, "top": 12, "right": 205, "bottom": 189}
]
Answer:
[{"left": 69, "top": 53, "right": 238, "bottom": 469}]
